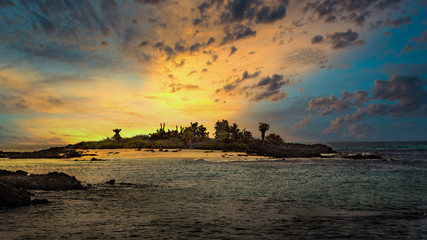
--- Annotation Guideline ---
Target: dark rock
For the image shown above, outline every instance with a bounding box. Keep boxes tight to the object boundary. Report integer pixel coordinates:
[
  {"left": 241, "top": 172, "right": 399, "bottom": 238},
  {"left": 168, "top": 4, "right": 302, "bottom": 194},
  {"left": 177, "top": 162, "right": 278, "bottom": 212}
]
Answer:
[
  {"left": 343, "top": 154, "right": 382, "bottom": 160},
  {"left": 0, "top": 170, "right": 86, "bottom": 190},
  {"left": 0, "top": 146, "right": 82, "bottom": 159},
  {"left": 248, "top": 142, "right": 335, "bottom": 158},
  {"left": 0, "top": 181, "right": 31, "bottom": 208},
  {"left": 106, "top": 179, "right": 116, "bottom": 185}
]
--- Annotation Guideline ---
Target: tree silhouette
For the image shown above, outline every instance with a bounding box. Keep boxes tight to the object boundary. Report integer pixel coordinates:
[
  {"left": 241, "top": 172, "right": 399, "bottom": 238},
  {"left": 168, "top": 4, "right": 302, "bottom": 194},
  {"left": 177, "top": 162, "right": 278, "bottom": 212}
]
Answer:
[
  {"left": 112, "top": 129, "right": 122, "bottom": 143},
  {"left": 258, "top": 122, "right": 270, "bottom": 143},
  {"left": 266, "top": 133, "right": 284, "bottom": 145}
]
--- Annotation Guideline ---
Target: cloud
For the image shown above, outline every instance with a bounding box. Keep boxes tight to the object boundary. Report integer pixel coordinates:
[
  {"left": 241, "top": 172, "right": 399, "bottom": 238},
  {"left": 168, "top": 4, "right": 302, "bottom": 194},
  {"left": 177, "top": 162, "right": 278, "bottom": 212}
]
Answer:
[
  {"left": 244, "top": 74, "right": 292, "bottom": 102},
  {"left": 169, "top": 83, "right": 200, "bottom": 93},
  {"left": 303, "top": 0, "right": 402, "bottom": 26},
  {"left": 220, "top": 0, "right": 259, "bottom": 23},
  {"left": 100, "top": 41, "right": 110, "bottom": 47},
  {"left": 311, "top": 35, "right": 324, "bottom": 44},
  {"left": 327, "top": 29, "right": 365, "bottom": 49},
  {"left": 256, "top": 5, "right": 287, "bottom": 23},
  {"left": 308, "top": 75, "right": 427, "bottom": 135},
  {"left": 308, "top": 90, "right": 369, "bottom": 116},
  {"left": 385, "top": 16, "right": 412, "bottom": 27},
  {"left": 216, "top": 70, "right": 261, "bottom": 94},
  {"left": 292, "top": 114, "right": 313, "bottom": 129},
  {"left": 221, "top": 25, "right": 256, "bottom": 44},
  {"left": 229, "top": 46, "right": 237, "bottom": 56},
  {"left": 286, "top": 47, "right": 327, "bottom": 65}
]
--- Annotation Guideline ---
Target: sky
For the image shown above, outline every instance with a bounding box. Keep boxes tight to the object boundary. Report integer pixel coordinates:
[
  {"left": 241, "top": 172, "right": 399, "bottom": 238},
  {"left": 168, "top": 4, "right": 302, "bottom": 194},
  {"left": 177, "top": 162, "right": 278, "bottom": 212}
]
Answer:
[{"left": 0, "top": 0, "right": 426, "bottom": 144}]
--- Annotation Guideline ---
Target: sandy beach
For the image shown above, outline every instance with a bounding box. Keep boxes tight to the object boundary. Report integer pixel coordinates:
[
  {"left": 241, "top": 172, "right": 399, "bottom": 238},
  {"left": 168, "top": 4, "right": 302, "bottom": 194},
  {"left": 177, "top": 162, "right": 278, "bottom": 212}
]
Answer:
[{"left": 75, "top": 148, "right": 272, "bottom": 162}]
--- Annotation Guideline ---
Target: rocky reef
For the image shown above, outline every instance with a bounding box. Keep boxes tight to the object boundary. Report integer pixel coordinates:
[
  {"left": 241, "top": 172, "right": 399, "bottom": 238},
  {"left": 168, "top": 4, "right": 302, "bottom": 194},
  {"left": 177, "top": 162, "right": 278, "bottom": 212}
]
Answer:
[
  {"left": 0, "top": 146, "right": 82, "bottom": 159},
  {"left": 248, "top": 143, "right": 335, "bottom": 158},
  {"left": 0, "top": 169, "right": 85, "bottom": 208}
]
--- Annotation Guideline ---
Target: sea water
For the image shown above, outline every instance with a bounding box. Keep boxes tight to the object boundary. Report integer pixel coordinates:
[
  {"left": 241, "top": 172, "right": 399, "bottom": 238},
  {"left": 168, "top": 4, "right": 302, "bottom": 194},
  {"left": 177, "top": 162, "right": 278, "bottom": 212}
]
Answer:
[{"left": 0, "top": 142, "right": 426, "bottom": 239}]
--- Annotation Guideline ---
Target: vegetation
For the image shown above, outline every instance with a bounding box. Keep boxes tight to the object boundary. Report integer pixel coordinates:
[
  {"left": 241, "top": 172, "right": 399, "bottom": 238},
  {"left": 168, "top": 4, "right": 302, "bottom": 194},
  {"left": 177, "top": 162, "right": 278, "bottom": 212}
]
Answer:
[
  {"left": 266, "top": 133, "right": 284, "bottom": 145},
  {"left": 68, "top": 120, "right": 335, "bottom": 157},
  {"left": 71, "top": 120, "right": 287, "bottom": 153},
  {"left": 258, "top": 122, "right": 270, "bottom": 143}
]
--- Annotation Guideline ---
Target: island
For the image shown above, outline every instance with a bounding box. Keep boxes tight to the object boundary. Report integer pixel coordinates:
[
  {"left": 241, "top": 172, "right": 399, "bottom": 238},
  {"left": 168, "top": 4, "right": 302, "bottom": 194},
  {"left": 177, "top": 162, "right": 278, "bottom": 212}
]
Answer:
[{"left": 0, "top": 120, "right": 335, "bottom": 159}]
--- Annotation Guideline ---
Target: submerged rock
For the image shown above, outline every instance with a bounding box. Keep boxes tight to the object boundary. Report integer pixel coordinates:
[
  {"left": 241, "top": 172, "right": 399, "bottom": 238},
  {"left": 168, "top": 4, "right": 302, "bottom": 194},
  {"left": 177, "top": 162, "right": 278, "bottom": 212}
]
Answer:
[{"left": 343, "top": 153, "right": 382, "bottom": 160}]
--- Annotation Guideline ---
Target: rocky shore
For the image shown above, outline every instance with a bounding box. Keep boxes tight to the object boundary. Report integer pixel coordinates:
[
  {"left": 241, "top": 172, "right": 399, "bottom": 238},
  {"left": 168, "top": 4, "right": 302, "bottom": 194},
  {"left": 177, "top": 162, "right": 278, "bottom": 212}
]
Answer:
[
  {"left": 0, "top": 169, "right": 85, "bottom": 208},
  {"left": 0, "top": 146, "right": 82, "bottom": 159}
]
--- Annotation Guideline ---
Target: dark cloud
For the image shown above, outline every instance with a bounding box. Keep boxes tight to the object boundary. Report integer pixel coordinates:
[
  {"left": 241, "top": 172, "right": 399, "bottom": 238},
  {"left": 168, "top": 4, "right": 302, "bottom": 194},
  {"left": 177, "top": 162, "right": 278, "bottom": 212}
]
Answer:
[
  {"left": 169, "top": 83, "right": 200, "bottom": 93},
  {"left": 187, "top": 70, "right": 197, "bottom": 76},
  {"left": 256, "top": 5, "right": 287, "bottom": 23},
  {"left": 100, "top": 41, "right": 110, "bottom": 47},
  {"left": 207, "top": 37, "right": 215, "bottom": 45},
  {"left": 303, "top": 0, "right": 402, "bottom": 26},
  {"left": 327, "top": 29, "right": 365, "bottom": 49},
  {"left": 308, "top": 91, "right": 369, "bottom": 116},
  {"left": 216, "top": 70, "right": 261, "bottom": 93},
  {"left": 139, "top": 41, "right": 149, "bottom": 47},
  {"left": 193, "top": 18, "right": 202, "bottom": 25},
  {"left": 244, "top": 74, "right": 292, "bottom": 102},
  {"left": 221, "top": 25, "right": 256, "bottom": 44},
  {"left": 190, "top": 43, "right": 201, "bottom": 53},
  {"left": 175, "top": 59, "right": 185, "bottom": 67},
  {"left": 308, "top": 75, "right": 427, "bottom": 134},
  {"left": 220, "top": 0, "right": 258, "bottom": 23},
  {"left": 229, "top": 46, "right": 237, "bottom": 56},
  {"left": 311, "top": 35, "right": 324, "bottom": 44},
  {"left": 385, "top": 16, "right": 412, "bottom": 27},
  {"left": 219, "top": 0, "right": 288, "bottom": 25}
]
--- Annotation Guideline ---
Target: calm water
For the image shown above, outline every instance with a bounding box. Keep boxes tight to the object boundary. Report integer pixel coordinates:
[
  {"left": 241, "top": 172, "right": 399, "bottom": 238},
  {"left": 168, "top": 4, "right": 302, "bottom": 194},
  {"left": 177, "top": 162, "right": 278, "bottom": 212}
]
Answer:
[{"left": 1, "top": 142, "right": 427, "bottom": 239}]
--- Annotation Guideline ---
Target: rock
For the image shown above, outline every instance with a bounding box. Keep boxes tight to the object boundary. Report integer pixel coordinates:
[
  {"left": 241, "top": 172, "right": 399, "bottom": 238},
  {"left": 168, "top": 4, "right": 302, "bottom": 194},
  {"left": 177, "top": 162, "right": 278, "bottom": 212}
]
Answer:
[
  {"left": 248, "top": 142, "right": 335, "bottom": 158},
  {"left": 0, "top": 181, "right": 31, "bottom": 208},
  {"left": 0, "top": 146, "right": 82, "bottom": 159},
  {"left": 0, "top": 170, "right": 86, "bottom": 190},
  {"left": 106, "top": 179, "right": 115, "bottom": 185},
  {"left": 343, "top": 154, "right": 382, "bottom": 160}
]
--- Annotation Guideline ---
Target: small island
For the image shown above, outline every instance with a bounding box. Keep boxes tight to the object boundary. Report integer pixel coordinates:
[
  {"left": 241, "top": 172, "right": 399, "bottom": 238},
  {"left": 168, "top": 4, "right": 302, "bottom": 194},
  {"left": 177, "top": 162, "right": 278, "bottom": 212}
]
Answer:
[{"left": 0, "top": 120, "right": 335, "bottom": 159}]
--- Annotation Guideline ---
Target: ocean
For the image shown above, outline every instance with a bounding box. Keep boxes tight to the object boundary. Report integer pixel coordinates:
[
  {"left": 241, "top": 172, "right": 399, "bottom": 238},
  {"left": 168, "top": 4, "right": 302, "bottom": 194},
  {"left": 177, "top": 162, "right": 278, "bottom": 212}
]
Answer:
[{"left": 0, "top": 142, "right": 426, "bottom": 239}]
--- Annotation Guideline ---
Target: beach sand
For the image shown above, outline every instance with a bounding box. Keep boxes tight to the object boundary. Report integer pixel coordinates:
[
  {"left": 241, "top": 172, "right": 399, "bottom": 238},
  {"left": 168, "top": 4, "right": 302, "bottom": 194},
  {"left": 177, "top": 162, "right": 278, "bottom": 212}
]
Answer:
[{"left": 75, "top": 148, "right": 272, "bottom": 162}]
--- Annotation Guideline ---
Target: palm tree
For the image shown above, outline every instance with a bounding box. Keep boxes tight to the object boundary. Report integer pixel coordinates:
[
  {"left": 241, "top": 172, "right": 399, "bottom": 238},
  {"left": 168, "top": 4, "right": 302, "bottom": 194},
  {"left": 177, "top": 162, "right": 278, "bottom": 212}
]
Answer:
[{"left": 258, "top": 122, "right": 270, "bottom": 143}]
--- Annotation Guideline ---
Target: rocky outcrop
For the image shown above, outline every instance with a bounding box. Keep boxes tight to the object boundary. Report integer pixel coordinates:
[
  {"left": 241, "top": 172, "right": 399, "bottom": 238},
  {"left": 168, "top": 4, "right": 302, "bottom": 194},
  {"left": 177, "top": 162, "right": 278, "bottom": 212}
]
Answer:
[
  {"left": 0, "top": 181, "right": 31, "bottom": 208},
  {"left": 0, "top": 146, "right": 82, "bottom": 159},
  {"left": 248, "top": 142, "right": 335, "bottom": 158},
  {"left": 0, "top": 169, "right": 85, "bottom": 208},
  {"left": 0, "top": 169, "right": 86, "bottom": 190}
]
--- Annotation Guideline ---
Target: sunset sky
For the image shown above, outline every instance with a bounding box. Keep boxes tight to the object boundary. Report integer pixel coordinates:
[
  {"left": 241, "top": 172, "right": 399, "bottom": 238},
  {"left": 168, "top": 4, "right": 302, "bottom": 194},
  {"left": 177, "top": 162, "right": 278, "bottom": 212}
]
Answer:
[{"left": 0, "top": 0, "right": 426, "bottom": 144}]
